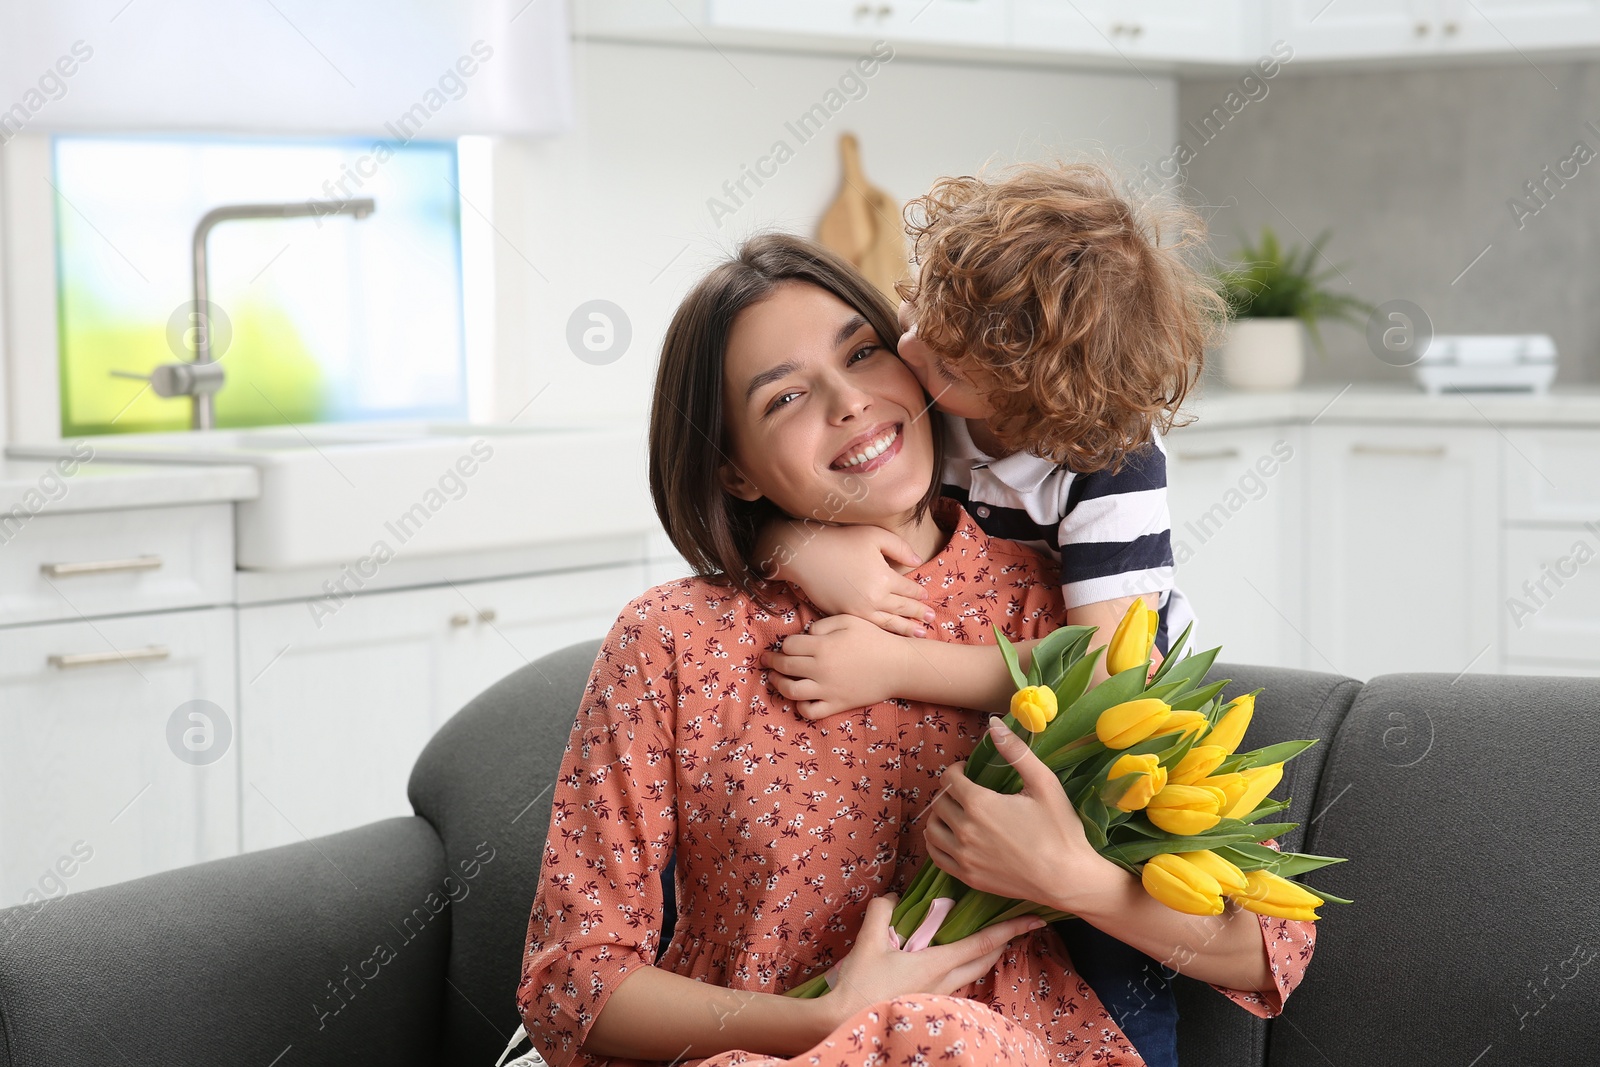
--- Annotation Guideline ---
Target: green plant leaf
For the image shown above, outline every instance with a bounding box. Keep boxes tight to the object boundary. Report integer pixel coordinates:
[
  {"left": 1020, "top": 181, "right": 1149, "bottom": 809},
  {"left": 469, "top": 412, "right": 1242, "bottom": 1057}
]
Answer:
[
  {"left": 1167, "top": 679, "right": 1231, "bottom": 713},
  {"left": 993, "top": 626, "right": 1030, "bottom": 691},
  {"left": 1148, "top": 621, "right": 1193, "bottom": 685},
  {"left": 1299, "top": 882, "right": 1355, "bottom": 905},
  {"left": 1155, "top": 646, "right": 1221, "bottom": 694},
  {"left": 1050, "top": 644, "right": 1100, "bottom": 713},
  {"left": 1231, "top": 738, "right": 1319, "bottom": 770}
]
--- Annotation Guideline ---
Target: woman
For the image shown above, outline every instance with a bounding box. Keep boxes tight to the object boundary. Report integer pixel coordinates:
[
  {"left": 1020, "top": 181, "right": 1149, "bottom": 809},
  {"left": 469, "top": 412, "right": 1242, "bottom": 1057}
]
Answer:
[{"left": 516, "top": 233, "right": 1313, "bottom": 1067}]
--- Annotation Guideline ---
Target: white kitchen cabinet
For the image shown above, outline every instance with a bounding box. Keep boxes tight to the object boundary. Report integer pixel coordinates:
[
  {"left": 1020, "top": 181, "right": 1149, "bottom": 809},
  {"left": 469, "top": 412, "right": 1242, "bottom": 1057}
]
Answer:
[
  {"left": 1501, "top": 527, "right": 1600, "bottom": 667},
  {"left": 0, "top": 607, "right": 238, "bottom": 906},
  {"left": 237, "top": 563, "right": 646, "bottom": 853},
  {"left": 1305, "top": 424, "right": 1500, "bottom": 679},
  {"left": 710, "top": 0, "right": 1008, "bottom": 45},
  {"left": 1165, "top": 425, "right": 1306, "bottom": 669},
  {"left": 1445, "top": 0, "right": 1600, "bottom": 53},
  {"left": 1012, "top": 0, "right": 1252, "bottom": 61},
  {"left": 0, "top": 503, "right": 233, "bottom": 627},
  {"left": 1499, "top": 427, "right": 1600, "bottom": 524},
  {"left": 1270, "top": 0, "right": 1440, "bottom": 60},
  {"left": 1272, "top": 0, "right": 1600, "bottom": 59}
]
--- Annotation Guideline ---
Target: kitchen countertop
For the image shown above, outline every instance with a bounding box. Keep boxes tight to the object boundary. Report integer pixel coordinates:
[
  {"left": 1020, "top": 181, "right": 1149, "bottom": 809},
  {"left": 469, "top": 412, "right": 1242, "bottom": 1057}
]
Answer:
[
  {"left": 0, "top": 456, "right": 259, "bottom": 514},
  {"left": 1174, "top": 383, "right": 1600, "bottom": 430}
]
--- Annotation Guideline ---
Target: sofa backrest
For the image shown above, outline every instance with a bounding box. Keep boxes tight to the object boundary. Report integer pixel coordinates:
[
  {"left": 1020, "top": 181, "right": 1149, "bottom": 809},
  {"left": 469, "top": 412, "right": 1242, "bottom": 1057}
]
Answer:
[
  {"left": 1270, "top": 671, "right": 1600, "bottom": 1066},
  {"left": 408, "top": 638, "right": 603, "bottom": 1067},
  {"left": 1172, "top": 662, "right": 1362, "bottom": 1067}
]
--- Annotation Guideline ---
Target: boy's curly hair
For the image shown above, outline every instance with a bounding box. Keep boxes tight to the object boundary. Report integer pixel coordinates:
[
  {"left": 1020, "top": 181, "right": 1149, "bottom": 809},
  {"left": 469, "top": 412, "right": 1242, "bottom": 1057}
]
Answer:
[{"left": 899, "top": 160, "right": 1227, "bottom": 474}]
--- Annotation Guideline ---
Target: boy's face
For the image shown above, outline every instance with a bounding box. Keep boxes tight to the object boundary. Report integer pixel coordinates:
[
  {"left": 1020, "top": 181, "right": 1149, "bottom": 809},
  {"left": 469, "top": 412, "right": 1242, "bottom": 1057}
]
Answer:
[{"left": 895, "top": 298, "right": 995, "bottom": 421}]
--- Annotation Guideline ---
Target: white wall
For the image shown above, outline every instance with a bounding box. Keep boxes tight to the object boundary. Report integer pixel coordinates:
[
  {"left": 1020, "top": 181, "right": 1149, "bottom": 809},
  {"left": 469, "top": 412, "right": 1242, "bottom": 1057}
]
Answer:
[
  {"left": 0, "top": 37, "right": 1177, "bottom": 440},
  {"left": 484, "top": 38, "right": 1177, "bottom": 426}
]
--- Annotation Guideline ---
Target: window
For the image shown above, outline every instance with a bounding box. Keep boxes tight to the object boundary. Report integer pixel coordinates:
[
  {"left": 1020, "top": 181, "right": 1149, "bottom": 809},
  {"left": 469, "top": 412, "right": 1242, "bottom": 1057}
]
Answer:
[{"left": 52, "top": 134, "right": 467, "bottom": 436}]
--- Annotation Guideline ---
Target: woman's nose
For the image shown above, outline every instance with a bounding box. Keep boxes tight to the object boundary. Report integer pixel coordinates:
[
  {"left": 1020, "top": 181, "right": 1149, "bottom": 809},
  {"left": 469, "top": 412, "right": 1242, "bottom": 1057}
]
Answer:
[{"left": 826, "top": 378, "right": 874, "bottom": 423}]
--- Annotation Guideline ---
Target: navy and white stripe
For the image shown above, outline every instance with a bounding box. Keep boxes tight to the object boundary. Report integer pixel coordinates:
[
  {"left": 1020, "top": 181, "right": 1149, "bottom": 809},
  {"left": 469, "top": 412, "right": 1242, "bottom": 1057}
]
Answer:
[{"left": 939, "top": 417, "right": 1196, "bottom": 656}]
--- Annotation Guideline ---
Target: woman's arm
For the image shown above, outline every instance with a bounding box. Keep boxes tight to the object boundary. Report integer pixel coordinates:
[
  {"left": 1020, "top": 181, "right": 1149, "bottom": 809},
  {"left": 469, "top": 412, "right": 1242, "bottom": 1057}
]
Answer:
[
  {"left": 585, "top": 966, "right": 841, "bottom": 1061},
  {"left": 1061, "top": 860, "right": 1272, "bottom": 991}
]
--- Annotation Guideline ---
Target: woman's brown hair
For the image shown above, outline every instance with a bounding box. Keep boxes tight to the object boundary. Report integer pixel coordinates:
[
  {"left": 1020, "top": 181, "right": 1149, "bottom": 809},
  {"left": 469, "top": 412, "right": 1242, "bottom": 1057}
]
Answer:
[
  {"left": 650, "top": 232, "right": 944, "bottom": 596},
  {"left": 900, "top": 160, "right": 1227, "bottom": 474}
]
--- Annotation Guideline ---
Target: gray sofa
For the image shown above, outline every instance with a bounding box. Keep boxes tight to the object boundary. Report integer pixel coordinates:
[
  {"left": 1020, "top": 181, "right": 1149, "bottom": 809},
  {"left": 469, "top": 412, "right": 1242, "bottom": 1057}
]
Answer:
[{"left": 0, "top": 639, "right": 1594, "bottom": 1066}]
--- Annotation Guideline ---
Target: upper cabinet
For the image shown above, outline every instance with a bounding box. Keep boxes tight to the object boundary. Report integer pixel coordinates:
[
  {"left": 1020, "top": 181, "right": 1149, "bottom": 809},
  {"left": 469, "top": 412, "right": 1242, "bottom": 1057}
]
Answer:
[
  {"left": 1271, "top": 0, "right": 1600, "bottom": 60},
  {"left": 1012, "top": 0, "right": 1254, "bottom": 63},
  {"left": 711, "top": 0, "right": 1009, "bottom": 46},
  {"left": 581, "top": 0, "right": 1600, "bottom": 69}
]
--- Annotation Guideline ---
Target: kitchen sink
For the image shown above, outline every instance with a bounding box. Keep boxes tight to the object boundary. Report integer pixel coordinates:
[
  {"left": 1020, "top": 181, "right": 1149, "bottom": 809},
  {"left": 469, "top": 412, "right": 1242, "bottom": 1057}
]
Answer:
[{"left": 9, "top": 421, "right": 653, "bottom": 570}]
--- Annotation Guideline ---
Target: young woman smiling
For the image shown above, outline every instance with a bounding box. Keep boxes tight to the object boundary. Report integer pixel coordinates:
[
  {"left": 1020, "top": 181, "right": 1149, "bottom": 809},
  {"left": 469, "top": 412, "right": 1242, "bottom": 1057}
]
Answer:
[{"left": 515, "top": 234, "right": 1311, "bottom": 1067}]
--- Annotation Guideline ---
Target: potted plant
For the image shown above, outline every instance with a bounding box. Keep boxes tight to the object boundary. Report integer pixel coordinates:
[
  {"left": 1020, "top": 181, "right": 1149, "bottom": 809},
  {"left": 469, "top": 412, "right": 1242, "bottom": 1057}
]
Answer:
[{"left": 1216, "top": 227, "right": 1371, "bottom": 391}]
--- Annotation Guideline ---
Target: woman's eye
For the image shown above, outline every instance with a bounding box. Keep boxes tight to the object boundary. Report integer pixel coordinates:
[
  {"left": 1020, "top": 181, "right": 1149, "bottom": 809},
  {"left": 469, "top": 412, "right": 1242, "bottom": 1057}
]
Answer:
[
  {"left": 848, "top": 344, "right": 879, "bottom": 365},
  {"left": 767, "top": 390, "right": 800, "bottom": 413}
]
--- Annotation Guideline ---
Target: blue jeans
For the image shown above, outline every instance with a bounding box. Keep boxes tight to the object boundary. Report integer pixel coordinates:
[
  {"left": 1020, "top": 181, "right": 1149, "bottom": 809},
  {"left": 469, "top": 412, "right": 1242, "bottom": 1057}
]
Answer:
[{"left": 1055, "top": 918, "right": 1180, "bottom": 1066}]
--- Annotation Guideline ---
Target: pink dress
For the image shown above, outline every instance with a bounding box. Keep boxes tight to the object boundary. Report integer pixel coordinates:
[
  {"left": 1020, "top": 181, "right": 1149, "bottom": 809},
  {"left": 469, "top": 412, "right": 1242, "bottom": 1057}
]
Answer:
[{"left": 517, "top": 499, "right": 1315, "bottom": 1067}]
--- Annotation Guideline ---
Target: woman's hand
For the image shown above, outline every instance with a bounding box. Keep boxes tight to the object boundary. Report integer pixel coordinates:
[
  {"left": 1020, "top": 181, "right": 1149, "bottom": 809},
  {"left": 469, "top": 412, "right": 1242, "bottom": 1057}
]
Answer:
[
  {"left": 821, "top": 894, "right": 1045, "bottom": 1026},
  {"left": 925, "top": 717, "right": 1120, "bottom": 913},
  {"left": 762, "top": 615, "right": 914, "bottom": 720},
  {"left": 760, "top": 521, "right": 934, "bottom": 638}
]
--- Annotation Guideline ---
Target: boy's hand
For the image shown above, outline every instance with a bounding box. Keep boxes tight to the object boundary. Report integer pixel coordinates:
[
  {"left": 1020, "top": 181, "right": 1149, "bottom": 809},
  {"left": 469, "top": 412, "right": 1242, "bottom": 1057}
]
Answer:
[
  {"left": 756, "top": 521, "right": 934, "bottom": 638},
  {"left": 761, "top": 615, "right": 913, "bottom": 720}
]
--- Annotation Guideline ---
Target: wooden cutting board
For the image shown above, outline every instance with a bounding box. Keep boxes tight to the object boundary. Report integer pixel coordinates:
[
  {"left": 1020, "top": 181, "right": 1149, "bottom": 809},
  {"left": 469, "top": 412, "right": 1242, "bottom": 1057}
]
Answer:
[{"left": 816, "top": 133, "right": 907, "bottom": 302}]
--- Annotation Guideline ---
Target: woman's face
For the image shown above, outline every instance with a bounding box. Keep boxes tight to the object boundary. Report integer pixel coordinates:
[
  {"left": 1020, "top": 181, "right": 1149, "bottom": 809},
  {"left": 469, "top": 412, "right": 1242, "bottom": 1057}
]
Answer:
[
  {"left": 895, "top": 297, "right": 996, "bottom": 421},
  {"left": 719, "top": 281, "right": 936, "bottom": 525}
]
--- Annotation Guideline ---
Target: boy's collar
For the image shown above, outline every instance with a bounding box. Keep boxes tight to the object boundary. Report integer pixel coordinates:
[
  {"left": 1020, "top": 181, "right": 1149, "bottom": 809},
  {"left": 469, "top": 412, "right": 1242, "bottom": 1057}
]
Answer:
[{"left": 946, "top": 417, "right": 1058, "bottom": 495}]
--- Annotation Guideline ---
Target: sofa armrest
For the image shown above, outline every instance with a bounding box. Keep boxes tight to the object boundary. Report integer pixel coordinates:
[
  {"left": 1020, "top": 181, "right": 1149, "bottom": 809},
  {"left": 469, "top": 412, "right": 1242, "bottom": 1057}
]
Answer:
[{"left": 0, "top": 817, "right": 449, "bottom": 1067}]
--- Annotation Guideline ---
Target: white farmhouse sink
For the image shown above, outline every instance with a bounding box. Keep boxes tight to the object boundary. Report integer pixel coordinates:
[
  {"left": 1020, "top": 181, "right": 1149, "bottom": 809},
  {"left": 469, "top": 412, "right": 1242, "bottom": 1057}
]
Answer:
[{"left": 10, "top": 421, "right": 655, "bottom": 570}]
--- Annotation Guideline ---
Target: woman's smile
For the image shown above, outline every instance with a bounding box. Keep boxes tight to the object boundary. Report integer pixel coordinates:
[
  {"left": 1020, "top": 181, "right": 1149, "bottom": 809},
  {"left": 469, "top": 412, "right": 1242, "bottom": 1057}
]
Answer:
[{"left": 829, "top": 421, "right": 903, "bottom": 472}]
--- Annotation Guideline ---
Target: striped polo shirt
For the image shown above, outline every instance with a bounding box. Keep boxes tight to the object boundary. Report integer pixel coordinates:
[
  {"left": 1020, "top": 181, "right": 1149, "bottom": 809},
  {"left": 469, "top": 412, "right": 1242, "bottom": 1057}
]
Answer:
[{"left": 938, "top": 416, "right": 1196, "bottom": 657}]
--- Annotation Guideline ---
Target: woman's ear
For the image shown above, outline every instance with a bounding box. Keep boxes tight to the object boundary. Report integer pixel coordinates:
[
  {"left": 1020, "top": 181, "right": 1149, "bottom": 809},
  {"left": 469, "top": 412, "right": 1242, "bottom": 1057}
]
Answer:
[{"left": 719, "top": 461, "right": 762, "bottom": 503}]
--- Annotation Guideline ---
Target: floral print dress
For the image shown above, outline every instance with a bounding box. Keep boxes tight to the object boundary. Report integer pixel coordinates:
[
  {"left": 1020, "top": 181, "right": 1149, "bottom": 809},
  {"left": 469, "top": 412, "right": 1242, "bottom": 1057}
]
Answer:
[{"left": 517, "top": 499, "right": 1315, "bottom": 1067}]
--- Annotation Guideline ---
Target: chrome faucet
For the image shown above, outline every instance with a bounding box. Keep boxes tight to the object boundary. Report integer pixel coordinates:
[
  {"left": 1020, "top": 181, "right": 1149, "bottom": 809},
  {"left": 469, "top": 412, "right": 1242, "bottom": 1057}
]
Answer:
[{"left": 116, "top": 198, "right": 376, "bottom": 430}]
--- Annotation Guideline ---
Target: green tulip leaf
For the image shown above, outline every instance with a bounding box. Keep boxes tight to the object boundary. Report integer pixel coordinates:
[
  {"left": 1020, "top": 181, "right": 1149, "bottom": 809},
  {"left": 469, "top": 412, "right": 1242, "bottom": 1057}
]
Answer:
[
  {"left": 1099, "top": 771, "right": 1144, "bottom": 808},
  {"left": 1266, "top": 852, "right": 1348, "bottom": 877},
  {"left": 1049, "top": 645, "right": 1101, "bottom": 715},
  {"left": 1030, "top": 624, "right": 1097, "bottom": 685},
  {"left": 1232, "top": 738, "right": 1318, "bottom": 770},
  {"left": 1297, "top": 881, "right": 1355, "bottom": 905},
  {"left": 1148, "top": 621, "right": 1194, "bottom": 685},
  {"left": 1047, "top": 651, "right": 1146, "bottom": 741},
  {"left": 1167, "top": 679, "right": 1231, "bottom": 713},
  {"left": 994, "top": 626, "right": 1031, "bottom": 691},
  {"left": 1237, "top": 798, "right": 1292, "bottom": 823},
  {"left": 1152, "top": 645, "right": 1222, "bottom": 693}
]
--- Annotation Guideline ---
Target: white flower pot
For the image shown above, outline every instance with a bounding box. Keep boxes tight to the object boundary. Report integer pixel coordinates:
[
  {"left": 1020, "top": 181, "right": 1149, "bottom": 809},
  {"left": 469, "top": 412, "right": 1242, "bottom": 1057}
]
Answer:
[{"left": 1219, "top": 318, "right": 1306, "bottom": 391}]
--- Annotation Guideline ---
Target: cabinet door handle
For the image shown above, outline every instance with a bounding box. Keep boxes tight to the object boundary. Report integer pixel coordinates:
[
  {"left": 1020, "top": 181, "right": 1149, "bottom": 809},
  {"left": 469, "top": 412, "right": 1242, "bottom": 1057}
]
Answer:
[
  {"left": 1175, "top": 448, "right": 1241, "bottom": 462},
  {"left": 1351, "top": 443, "right": 1447, "bottom": 458},
  {"left": 48, "top": 645, "right": 171, "bottom": 670},
  {"left": 40, "top": 555, "right": 163, "bottom": 578},
  {"left": 477, "top": 608, "right": 498, "bottom": 623},
  {"left": 449, "top": 612, "right": 472, "bottom": 627},
  {"left": 1414, "top": 20, "right": 1431, "bottom": 36}
]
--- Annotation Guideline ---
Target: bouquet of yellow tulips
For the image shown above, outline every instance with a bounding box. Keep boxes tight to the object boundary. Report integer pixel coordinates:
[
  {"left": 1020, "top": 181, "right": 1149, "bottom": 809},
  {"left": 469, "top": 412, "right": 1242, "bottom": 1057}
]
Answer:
[{"left": 784, "top": 602, "right": 1350, "bottom": 998}]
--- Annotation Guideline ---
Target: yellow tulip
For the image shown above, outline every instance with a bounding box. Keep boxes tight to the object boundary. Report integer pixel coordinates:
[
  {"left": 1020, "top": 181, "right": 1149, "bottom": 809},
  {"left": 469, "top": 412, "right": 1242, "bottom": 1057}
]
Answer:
[
  {"left": 1145, "top": 783, "right": 1225, "bottom": 835},
  {"left": 1106, "top": 598, "right": 1159, "bottom": 675},
  {"left": 1205, "top": 694, "right": 1255, "bottom": 755},
  {"left": 1155, "top": 709, "right": 1209, "bottom": 742},
  {"left": 1095, "top": 698, "right": 1173, "bottom": 749},
  {"left": 1199, "top": 772, "right": 1249, "bottom": 814},
  {"left": 1009, "top": 685, "right": 1058, "bottom": 733},
  {"left": 1169, "top": 744, "right": 1227, "bottom": 786},
  {"left": 1141, "top": 853, "right": 1225, "bottom": 916},
  {"left": 1221, "top": 763, "right": 1284, "bottom": 820},
  {"left": 1175, "top": 849, "right": 1248, "bottom": 894},
  {"left": 1105, "top": 753, "right": 1167, "bottom": 812},
  {"left": 1231, "top": 869, "right": 1323, "bottom": 921}
]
